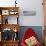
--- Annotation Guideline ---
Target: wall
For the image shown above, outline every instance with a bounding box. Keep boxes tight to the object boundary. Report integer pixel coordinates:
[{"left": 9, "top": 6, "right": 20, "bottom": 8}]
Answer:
[
  {"left": 0, "top": 0, "right": 44, "bottom": 26},
  {"left": 18, "top": 0, "right": 44, "bottom": 26}
]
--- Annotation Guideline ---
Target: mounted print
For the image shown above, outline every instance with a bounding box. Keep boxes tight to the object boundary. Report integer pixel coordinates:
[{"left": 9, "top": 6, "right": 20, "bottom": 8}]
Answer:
[
  {"left": 23, "top": 11, "right": 36, "bottom": 16},
  {"left": 2, "top": 10, "right": 9, "bottom": 15}
]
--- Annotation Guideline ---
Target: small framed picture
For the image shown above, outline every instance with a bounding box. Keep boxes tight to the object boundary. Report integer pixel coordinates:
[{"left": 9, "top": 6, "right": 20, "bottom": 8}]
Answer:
[
  {"left": 10, "top": 11, "right": 14, "bottom": 15},
  {"left": 2, "top": 10, "right": 9, "bottom": 15},
  {"left": 9, "top": 10, "right": 15, "bottom": 15}
]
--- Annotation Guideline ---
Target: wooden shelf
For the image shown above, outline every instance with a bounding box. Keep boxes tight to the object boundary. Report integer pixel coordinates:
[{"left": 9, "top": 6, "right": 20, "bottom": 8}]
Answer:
[
  {"left": 0, "top": 40, "right": 19, "bottom": 46},
  {"left": 0, "top": 7, "right": 20, "bottom": 46},
  {"left": 0, "top": 7, "right": 19, "bottom": 10},
  {"left": 2, "top": 40, "right": 19, "bottom": 42},
  {"left": 0, "top": 24, "right": 20, "bottom": 32}
]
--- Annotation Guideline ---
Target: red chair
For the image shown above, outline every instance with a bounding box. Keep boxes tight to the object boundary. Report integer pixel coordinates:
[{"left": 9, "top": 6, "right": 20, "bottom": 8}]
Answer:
[{"left": 21, "top": 28, "right": 41, "bottom": 46}]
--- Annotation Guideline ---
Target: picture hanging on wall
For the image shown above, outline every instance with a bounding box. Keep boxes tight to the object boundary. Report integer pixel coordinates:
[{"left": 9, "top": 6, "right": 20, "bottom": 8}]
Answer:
[{"left": 23, "top": 11, "right": 36, "bottom": 16}]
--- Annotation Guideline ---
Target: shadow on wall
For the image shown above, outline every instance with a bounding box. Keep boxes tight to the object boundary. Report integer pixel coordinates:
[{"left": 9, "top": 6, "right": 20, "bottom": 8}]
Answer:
[{"left": 18, "top": 26, "right": 43, "bottom": 44}]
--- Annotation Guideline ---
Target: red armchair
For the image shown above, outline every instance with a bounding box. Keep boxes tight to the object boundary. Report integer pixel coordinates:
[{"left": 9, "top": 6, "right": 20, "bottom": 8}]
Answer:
[{"left": 21, "top": 28, "right": 41, "bottom": 46}]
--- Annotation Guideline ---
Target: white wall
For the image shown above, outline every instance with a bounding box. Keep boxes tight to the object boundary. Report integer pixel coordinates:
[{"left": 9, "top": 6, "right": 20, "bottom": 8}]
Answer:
[
  {"left": 0, "top": 0, "right": 44, "bottom": 26},
  {"left": 18, "top": 0, "right": 44, "bottom": 26},
  {"left": 0, "top": 0, "right": 15, "bottom": 7}
]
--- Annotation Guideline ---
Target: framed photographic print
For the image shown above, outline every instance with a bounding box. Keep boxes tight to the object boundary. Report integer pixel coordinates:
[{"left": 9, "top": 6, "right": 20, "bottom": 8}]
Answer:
[{"left": 2, "top": 10, "right": 9, "bottom": 15}]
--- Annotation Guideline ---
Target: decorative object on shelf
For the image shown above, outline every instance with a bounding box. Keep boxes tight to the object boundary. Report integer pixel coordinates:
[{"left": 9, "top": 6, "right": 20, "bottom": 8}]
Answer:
[
  {"left": 13, "top": 28, "right": 17, "bottom": 32},
  {"left": 9, "top": 10, "right": 18, "bottom": 15},
  {"left": 13, "top": 32, "right": 18, "bottom": 41},
  {"left": 1, "top": 28, "right": 13, "bottom": 41},
  {"left": 2, "top": 28, "right": 19, "bottom": 41},
  {"left": 2, "top": 10, "right": 9, "bottom": 15},
  {"left": 15, "top": 0, "right": 17, "bottom": 7},
  {"left": 13, "top": 28, "right": 18, "bottom": 41},
  {"left": 5, "top": 18, "right": 8, "bottom": 24}
]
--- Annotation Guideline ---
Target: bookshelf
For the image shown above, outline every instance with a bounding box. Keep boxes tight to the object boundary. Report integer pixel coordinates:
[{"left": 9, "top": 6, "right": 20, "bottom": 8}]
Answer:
[{"left": 0, "top": 7, "right": 20, "bottom": 46}]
